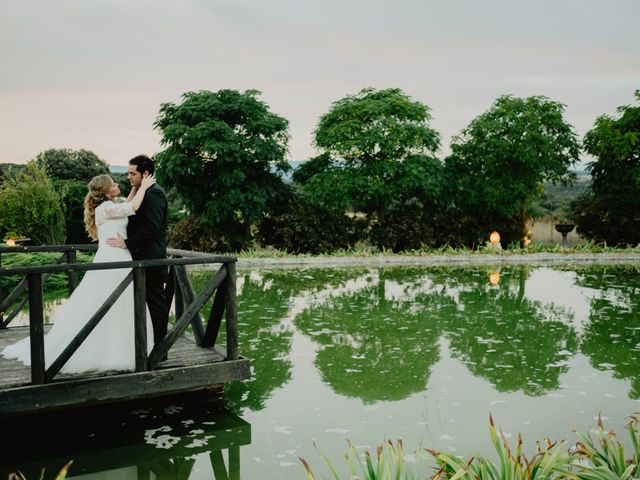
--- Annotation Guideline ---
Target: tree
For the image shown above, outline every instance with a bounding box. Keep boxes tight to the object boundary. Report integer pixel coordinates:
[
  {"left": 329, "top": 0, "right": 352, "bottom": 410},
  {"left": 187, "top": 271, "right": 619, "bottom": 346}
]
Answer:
[
  {"left": 34, "top": 148, "right": 109, "bottom": 182},
  {"left": 445, "top": 95, "right": 581, "bottom": 247},
  {"left": 573, "top": 90, "right": 640, "bottom": 246},
  {"left": 0, "top": 164, "right": 66, "bottom": 245},
  {"left": 153, "top": 89, "right": 290, "bottom": 247},
  {"left": 299, "top": 88, "right": 442, "bottom": 219}
]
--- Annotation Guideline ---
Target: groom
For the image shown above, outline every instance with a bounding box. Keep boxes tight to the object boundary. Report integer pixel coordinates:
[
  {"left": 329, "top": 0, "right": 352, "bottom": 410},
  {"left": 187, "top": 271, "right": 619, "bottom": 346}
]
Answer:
[{"left": 108, "top": 155, "right": 169, "bottom": 350}]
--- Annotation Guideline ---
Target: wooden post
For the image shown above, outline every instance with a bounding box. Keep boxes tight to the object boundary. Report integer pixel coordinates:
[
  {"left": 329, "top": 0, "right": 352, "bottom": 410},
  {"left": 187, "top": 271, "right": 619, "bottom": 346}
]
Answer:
[
  {"left": 28, "top": 273, "right": 45, "bottom": 384},
  {"left": 209, "top": 450, "right": 229, "bottom": 480},
  {"left": 66, "top": 249, "right": 77, "bottom": 294},
  {"left": 174, "top": 268, "right": 184, "bottom": 322},
  {"left": 224, "top": 262, "right": 238, "bottom": 360},
  {"left": 174, "top": 265, "right": 205, "bottom": 344},
  {"left": 164, "top": 265, "right": 175, "bottom": 312},
  {"left": 229, "top": 445, "right": 241, "bottom": 480},
  {"left": 201, "top": 285, "right": 225, "bottom": 348},
  {"left": 148, "top": 265, "right": 226, "bottom": 367},
  {"left": 133, "top": 267, "right": 148, "bottom": 372}
]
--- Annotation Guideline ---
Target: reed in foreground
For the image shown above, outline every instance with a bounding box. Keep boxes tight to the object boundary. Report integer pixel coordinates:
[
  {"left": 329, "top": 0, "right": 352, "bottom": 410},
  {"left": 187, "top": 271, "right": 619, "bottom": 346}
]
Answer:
[{"left": 299, "top": 415, "right": 640, "bottom": 480}]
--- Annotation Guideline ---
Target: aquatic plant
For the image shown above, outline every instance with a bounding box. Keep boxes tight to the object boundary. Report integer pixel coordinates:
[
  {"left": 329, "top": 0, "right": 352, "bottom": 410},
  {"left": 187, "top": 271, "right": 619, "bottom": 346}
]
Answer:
[
  {"left": 300, "top": 439, "right": 412, "bottom": 480},
  {"left": 8, "top": 461, "right": 72, "bottom": 480},
  {"left": 300, "top": 416, "right": 640, "bottom": 480},
  {"left": 573, "top": 415, "right": 639, "bottom": 480},
  {"left": 429, "top": 415, "right": 575, "bottom": 480}
]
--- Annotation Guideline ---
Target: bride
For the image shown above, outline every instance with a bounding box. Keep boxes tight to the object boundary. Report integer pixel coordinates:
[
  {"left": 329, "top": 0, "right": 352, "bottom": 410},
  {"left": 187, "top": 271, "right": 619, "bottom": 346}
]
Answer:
[{"left": 2, "top": 174, "right": 156, "bottom": 374}]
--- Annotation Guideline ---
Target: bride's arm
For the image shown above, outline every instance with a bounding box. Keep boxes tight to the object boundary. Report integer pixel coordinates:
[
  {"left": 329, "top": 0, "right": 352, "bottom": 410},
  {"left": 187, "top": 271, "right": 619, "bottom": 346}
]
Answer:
[{"left": 127, "top": 175, "right": 156, "bottom": 212}]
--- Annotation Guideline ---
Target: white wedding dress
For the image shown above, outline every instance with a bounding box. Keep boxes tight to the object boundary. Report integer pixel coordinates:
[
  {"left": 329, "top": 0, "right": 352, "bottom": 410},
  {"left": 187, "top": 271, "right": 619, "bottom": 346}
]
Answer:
[{"left": 2, "top": 200, "right": 154, "bottom": 374}]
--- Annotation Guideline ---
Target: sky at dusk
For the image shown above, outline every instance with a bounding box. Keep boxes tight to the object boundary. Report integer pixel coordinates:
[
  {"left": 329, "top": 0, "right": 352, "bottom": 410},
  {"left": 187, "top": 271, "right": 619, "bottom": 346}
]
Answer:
[{"left": 1, "top": 0, "right": 639, "bottom": 166}]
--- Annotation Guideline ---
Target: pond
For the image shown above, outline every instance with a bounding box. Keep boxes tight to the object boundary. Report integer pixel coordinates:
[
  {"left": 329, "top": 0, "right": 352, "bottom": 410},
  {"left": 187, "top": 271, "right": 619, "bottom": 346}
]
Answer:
[{"left": 2, "top": 263, "right": 640, "bottom": 479}]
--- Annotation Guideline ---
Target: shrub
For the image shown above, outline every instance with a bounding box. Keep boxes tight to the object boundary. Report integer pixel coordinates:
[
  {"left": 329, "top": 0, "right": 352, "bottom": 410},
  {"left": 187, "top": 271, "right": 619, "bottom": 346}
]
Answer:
[
  {"left": 55, "top": 179, "right": 93, "bottom": 244},
  {"left": 0, "top": 165, "right": 66, "bottom": 245},
  {"left": 573, "top": 192, "right": 640, "bottom": 247},
  {"left": 168, "top": 217, "right": 251, "bottom": 253},
  {"left": 257, "top": 202, "right": 367, "bottom": 254},
  {"left": 370, "top": 203, "right": 440, "bottom": 252}
]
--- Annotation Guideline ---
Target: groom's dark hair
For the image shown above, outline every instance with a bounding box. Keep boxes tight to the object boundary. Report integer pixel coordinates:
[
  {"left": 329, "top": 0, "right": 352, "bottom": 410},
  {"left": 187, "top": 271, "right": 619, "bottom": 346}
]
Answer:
[{"left": 129, "top": 154, "right": 155, "bottom": 175}]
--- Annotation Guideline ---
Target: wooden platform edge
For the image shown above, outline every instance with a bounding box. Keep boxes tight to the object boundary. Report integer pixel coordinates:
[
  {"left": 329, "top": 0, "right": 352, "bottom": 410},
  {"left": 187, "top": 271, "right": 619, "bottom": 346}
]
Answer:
[{"left": 0, "top": 357, "right": 250, "bottom": 417}]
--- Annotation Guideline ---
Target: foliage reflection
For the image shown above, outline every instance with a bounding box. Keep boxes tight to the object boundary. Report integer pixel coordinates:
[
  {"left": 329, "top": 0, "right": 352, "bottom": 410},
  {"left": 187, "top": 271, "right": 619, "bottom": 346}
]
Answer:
[{"left": 196, "top": 264, "right": 638, "bottom": 407}]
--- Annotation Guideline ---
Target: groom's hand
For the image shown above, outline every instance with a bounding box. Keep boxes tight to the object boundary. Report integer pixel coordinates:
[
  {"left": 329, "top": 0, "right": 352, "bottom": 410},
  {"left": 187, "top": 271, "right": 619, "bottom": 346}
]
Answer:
[{"left": 106, "top": 233, "right": 127, "bottom": 249}]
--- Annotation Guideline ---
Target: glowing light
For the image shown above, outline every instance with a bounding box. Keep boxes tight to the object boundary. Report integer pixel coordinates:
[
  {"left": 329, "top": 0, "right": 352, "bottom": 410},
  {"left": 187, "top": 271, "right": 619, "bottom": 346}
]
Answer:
[
  {"left": 489, "top": 271, "right": 500, "bottom": 285},
  {"left": 489, "top": 231, "right": 500, "bottom": 245}
]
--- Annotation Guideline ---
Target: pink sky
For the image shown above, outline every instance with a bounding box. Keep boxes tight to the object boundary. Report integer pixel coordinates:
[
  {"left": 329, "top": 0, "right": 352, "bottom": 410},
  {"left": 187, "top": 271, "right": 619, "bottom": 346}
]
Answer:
[{"left": 1, "top": 0, "right": 638, "bottom": 166}]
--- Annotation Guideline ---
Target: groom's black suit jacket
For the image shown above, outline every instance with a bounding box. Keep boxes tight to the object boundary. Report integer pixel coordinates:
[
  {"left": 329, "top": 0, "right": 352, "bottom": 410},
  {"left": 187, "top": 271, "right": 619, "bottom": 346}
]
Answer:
[{"left": 125, "top": 184, "right": 169, "bottom": 280}]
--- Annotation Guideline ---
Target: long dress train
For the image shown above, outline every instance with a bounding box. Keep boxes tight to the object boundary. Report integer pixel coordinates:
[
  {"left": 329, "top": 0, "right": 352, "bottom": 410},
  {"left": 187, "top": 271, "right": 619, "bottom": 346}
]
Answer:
[{"left": 1, "top": 200, "right": 154, "bottom": 373}]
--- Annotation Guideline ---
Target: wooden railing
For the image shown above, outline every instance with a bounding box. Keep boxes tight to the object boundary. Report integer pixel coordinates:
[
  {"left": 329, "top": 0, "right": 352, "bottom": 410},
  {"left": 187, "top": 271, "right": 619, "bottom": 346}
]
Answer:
[{"left": 0, "top": 245, "right": 238, "bottom": 385}]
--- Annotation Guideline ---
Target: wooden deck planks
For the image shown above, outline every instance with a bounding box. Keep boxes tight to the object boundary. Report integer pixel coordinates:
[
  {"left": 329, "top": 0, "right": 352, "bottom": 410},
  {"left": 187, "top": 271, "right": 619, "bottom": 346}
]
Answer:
[{"left": 0, "top": 325, "right": 250, "bottom": 416}]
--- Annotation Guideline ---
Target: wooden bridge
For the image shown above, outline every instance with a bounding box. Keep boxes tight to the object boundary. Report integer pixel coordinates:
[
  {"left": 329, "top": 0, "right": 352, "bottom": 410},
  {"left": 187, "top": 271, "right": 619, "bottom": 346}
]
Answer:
[{"left": 0, "top": 244, "right": 250, "bottom": 417}]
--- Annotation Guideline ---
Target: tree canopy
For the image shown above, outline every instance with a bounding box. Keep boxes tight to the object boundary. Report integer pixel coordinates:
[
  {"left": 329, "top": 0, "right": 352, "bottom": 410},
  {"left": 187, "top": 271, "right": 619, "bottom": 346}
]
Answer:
[
  {"left": 34, "top": 148, "right": 109, "bottom": 182},
  {"left": 573, "top": 90, "right": 640, "bottom": 246},
  {"left": 445, "top": 95, "right": 581, "bottom": 246},
  {"left": 297, "top": 87, "right": 443, "bottom": 220},
  {"left": 153, "top": 89, "right": 290, "bottom": 245}
]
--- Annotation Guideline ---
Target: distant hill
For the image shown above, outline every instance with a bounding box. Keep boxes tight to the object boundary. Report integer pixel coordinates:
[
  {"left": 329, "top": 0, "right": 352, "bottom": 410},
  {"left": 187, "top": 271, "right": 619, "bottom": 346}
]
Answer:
[{"left": 109, "top": 165, "right": 127, "bottom": 174}]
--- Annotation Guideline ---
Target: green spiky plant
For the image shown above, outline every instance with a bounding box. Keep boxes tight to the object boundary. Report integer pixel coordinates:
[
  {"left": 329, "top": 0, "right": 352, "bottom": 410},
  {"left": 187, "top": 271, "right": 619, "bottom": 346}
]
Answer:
[
  {"left": 572, "top": 415, "right": 639, "bottom": 480},
  {"left": 8, "top": 461, "right": 72, "bottom": 480},
  {"left": 428, "top": 415, "right": 576, "bottom": 480},
  {"left": 300, "top": 439, "right": 411, "bottom": 480}
]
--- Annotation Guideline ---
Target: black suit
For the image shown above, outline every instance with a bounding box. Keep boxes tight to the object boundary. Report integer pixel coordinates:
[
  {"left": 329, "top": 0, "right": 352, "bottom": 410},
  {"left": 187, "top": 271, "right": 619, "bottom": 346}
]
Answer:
[{"left": 125, "top": 184, "right": 169, "bottom": 345}]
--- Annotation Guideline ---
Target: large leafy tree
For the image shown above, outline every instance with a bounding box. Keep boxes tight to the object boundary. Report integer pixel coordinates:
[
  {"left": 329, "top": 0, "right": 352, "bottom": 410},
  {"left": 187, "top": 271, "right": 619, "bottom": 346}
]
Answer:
[
  {"left": 154, "top": 89, "right": 290, "bottom": 246},
  {"left": 34, "top": 148, "right": 109, "bottom": 182},
  {"left": 297, "top": 88, "right": 442, "bottom": 224},
  {"left": 445, "top": 95, "right": 581, "bottom": 247},
  {"left": 573, "top": 90, "right": 640, "bottom": 246},
  {"left": 0, "top": 164, "right": 66, "bottom": 245}
]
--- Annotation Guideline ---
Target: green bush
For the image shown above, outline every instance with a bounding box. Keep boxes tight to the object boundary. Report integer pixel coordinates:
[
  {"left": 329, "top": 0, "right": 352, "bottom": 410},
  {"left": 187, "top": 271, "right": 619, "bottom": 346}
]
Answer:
[
  {"left": 55, "top": 179, "right": 92, "bottom": 244},
  {"left": 168, "top": 217, "right": 251, "bottom": 253},
  {"left": 0, "top": 165, "right": 66, "bottom": 245},
  {"left": 573, "top": 192, "right": 640, "bottom": 247},
  {"left": 257, "top": 202, "right": 367, "bottom": 254},
  {"left": 370, "top": 203, "right": 439, "bottom": 252}
]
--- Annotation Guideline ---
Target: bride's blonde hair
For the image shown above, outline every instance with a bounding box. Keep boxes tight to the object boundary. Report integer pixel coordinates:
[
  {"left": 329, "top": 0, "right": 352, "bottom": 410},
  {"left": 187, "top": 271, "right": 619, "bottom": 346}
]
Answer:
[{"left": 84, "top": 175, "right": 115, "bottom": 241}]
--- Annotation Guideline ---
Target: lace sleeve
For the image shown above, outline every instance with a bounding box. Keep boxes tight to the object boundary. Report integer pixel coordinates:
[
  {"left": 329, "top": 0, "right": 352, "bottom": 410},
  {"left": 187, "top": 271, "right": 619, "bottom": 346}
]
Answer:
[{"left": 95, "top": 201, "right": 135, "bottom": 225}]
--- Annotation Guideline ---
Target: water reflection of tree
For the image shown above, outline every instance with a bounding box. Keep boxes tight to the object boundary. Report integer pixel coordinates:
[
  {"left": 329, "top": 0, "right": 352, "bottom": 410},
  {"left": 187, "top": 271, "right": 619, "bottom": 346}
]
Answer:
[
  {"left": 295, "top": 268, "right": 451, "bottom": 403},
  {"left": 222, "top": 271, "right": 295, "bottom": 412},
  {"left": 443, "top": 267, "right": 579, "bottom": 396},
  {"left": 196, "top": 268, "right": 366, "bottom": 413},
  {"left": 575, "top": 265, "right": 640, "bottom": 398}
]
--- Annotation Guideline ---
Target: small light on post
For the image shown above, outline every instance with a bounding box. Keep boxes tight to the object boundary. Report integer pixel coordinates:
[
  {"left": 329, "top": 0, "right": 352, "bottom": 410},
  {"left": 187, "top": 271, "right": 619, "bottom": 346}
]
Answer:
[
  {"left": 487, "top": 231, "right": 502, "bottom": 250},
  {"left": 523, "top": 225, "right": 532, "bottom": 247}
]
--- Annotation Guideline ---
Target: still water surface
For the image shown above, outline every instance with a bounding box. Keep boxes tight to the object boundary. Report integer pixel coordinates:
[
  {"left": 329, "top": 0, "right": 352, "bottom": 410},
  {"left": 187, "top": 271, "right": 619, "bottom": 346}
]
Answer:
[{"left": 4, "top": 264, "right": 640, "bottom": 479}]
